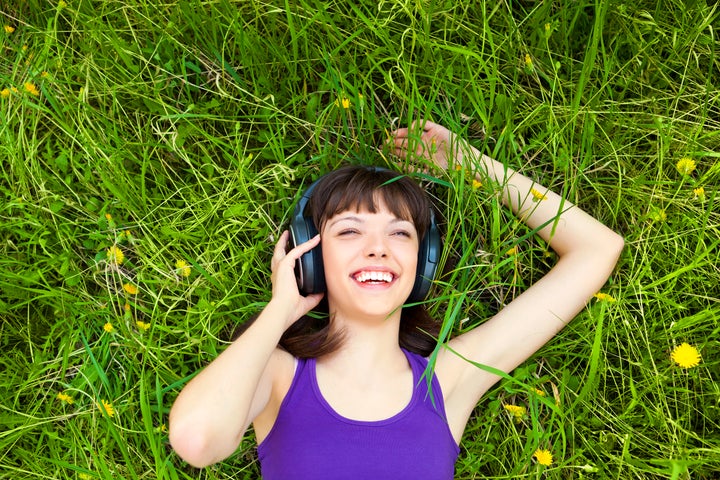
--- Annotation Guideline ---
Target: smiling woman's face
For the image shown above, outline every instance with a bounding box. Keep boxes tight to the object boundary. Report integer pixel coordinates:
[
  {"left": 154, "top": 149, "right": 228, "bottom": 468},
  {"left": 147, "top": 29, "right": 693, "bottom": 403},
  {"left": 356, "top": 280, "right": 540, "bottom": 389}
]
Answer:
[{"left": 321, "top": 198, "right": 419, "bottom": 321}]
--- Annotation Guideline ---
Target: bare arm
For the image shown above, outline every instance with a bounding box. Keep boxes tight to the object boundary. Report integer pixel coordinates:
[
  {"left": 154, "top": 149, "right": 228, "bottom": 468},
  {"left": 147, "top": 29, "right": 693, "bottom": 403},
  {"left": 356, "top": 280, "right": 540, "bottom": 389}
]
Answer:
[
  {"left": 168, "top": 232, "right": 323, "bottom": 467},
  {"left": 391, "top": 121, "right": 624, "bottom": 439}
]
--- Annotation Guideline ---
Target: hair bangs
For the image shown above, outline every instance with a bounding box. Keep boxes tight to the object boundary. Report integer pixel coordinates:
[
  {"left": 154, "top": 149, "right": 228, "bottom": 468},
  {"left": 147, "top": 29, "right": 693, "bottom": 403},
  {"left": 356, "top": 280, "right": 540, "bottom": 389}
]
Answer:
[{"left": 309, "top": 166, "right": 431, "bottom": 239}]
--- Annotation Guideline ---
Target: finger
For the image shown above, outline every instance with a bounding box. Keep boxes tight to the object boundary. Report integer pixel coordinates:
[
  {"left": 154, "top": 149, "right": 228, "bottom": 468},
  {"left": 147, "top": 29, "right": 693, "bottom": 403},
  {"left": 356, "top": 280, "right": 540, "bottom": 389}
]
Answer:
[
  {"left": 272, "top": 230, "right": 290, "bottom": 260},
  {"left": 302, "top": 292, "right": 325, "bottom": 311},
  {"left": 392, "top": 121, "right": 430, "bottom": 140},
  {"left": 420, "top": 119, "right": 438, "bottom": 131},
  {"left": 391, "top": 127, "right": 410, "bottom": 139},
  {"left": 408, "top": 119, "right": 424, "bottom": 132},
  {"left": 408, "top": 118, "right": 439, "bottom": 134},
  {"left": 391, "top": 148, "right": 408, "bottom": 160},
  {"left": 392, "top": 135, "right": 425, "bottom": 152},
  {"left": 396, "top": 136, "right": 431, "bottom": 155},
  {"left": 284, "top": 234, "right": 321, "bottom": 262}
]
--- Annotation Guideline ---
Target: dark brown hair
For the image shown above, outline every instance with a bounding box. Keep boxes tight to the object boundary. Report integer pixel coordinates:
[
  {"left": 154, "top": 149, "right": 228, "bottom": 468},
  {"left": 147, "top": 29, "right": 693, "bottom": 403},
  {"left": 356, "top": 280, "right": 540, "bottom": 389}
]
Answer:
[{"left": 237, "top": 166, "right": 441, "bottom": 358}]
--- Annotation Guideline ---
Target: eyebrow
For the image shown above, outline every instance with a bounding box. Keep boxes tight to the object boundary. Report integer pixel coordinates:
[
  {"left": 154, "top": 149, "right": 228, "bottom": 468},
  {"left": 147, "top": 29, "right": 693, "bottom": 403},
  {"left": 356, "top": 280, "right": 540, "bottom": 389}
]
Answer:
[{"left": 327, "top": 215, "right": 413, "bottom": 229}]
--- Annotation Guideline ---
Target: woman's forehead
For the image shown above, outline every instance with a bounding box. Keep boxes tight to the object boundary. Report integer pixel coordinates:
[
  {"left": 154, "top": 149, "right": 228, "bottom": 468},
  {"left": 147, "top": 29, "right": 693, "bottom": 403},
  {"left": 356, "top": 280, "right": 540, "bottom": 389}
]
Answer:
[
  {"left": 322, "top": 194, "right": 415, "bottom": 224},
  {"left": 325, "top": 207, "right": 416, "bottom": 226}
]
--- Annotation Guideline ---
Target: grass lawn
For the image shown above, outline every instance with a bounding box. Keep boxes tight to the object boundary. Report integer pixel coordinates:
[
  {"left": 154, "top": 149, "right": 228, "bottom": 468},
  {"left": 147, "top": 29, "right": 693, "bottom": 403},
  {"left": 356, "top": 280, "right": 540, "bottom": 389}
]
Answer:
[{"left": 1, "top": 0, "right": 718, "bottom": 478}]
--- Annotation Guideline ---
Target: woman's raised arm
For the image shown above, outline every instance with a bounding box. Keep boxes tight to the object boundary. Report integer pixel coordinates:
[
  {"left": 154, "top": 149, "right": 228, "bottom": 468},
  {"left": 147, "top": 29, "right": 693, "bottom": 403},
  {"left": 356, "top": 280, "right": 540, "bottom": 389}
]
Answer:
[
  {"left": 168, "top": 232, "right": 323, "bottom": 467},
  {"left": 391, "top": 121, "right": 624, "bottom": 439}
]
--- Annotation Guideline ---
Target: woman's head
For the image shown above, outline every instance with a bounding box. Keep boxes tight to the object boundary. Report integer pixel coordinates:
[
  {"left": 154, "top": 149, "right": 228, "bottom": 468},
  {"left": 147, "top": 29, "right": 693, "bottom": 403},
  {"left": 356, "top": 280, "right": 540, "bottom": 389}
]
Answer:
[
  {"left": 273, "top": 165, "right": 441, "bottom": 358},
  {"left": 307, "top": 166, "right": 432, "bottom": 243}
]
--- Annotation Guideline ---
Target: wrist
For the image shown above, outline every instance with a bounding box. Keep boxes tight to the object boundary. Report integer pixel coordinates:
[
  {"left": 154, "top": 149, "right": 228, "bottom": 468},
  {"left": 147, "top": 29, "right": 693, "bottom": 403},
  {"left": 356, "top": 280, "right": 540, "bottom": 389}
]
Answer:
[{"left": 263, "top": 298, "right": 303, "bottom": 331}]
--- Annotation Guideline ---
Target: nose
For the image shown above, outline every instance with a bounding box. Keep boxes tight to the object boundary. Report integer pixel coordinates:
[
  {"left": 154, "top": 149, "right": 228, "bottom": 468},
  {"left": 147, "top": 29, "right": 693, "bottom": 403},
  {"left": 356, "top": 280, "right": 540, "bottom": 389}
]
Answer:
[{"left": 363, "top": 231, "right": 388, "bottom": 258}]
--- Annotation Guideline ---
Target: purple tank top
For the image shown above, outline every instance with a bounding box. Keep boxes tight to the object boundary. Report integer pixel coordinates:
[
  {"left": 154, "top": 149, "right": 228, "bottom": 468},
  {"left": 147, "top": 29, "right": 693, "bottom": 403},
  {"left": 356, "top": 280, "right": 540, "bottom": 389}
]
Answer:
[{"left": 257, "top": 348, "right": 459, "bottom": 479}]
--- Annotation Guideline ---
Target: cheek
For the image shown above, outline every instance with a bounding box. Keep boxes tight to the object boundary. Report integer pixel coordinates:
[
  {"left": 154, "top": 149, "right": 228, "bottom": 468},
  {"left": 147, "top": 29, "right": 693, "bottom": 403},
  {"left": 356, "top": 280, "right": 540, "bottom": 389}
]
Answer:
[
  {"left": 401, "top": 247, "right": 419, "bottom": 275},
  {"left": 321, "top": 242, "right": 345, "bottom": 275}
]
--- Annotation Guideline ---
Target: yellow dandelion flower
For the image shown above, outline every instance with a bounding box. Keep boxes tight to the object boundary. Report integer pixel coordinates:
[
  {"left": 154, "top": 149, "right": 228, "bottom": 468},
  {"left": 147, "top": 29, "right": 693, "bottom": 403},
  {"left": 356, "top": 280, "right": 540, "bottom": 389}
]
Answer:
[
  {"left": 530, "top": 188, "right": 547, "bottom": 201},
  {"left": 506, "top": 246, "right": 518, "bottom": 256},
  {"left": 503, "top": 404, "right": 526, "bottom": 419},
  {"left": 41, "top": 71, "right": 49, "bottom": 78},
  {"left": 472, "top": 179, "right": 482, "bottom": 189},
  {"left": 124, "top": 302, "right": 131, "bottom": 312},
  {"left": 24, "top": 82, "right": 40, "bottom": 97},
  {"left": 105, "top": 213, "right": 112, "bottom": 221},
  {"left": 106, "top": 245, "right": 124, "bottom": 265},
  {"left": 675, "top": 157, "right": 696, "bottom": 175},
  {"left": 175, "top": 259, "right": 191, "bottom": 278},
  {"left": 454, "top": 164, "right": 462, "bottom": 171},
  {"left": 57, "top": 392, "right": 74, "bottom": 404},
  {"left": 334, "top": 96, "right": 351, "bottom": 109},
  {"left": 4, "top": 25, "right": 15, "bottom": 34},
  {"left": 524, "top": 53, "right": 533, "bottom": 68},
  {"left": 693, "top": 186, "right": 705, "bottom": 200},
  {"left": 671, "top": 343, "right": 701, "bottom": 368},
  {"left": 533, "top": 448, "right": 553, "bottom": 466},
  {"left": 1, "top": 88, "right": 10, "bottom": 98},
  {"left": 594, "top": 292, "right": 616, "bottom": 302},
  {"left": 136, "top": 320, "right": 150, "bottom": 331},
  {"left": 98, "top": 399, "right": 115, "bottom": 417},
  {"left": 103, "top": 322, "right": 114, "bottom": 333},
  {"left": 533, "top": 388, "right": 546, "bottom": 397},
  {"left": 123, "top": 283, "right": 138, "bottom": 295}
]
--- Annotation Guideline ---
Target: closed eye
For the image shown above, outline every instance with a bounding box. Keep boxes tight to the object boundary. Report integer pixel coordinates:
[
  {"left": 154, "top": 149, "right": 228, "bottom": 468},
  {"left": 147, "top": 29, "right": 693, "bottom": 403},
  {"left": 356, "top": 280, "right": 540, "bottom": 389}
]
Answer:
[
  {"left": 392, "top": 230, "right": 413, "bottom": 238},
  {"left": 338, "top": 229, "right": 360, "bottom": 236}
]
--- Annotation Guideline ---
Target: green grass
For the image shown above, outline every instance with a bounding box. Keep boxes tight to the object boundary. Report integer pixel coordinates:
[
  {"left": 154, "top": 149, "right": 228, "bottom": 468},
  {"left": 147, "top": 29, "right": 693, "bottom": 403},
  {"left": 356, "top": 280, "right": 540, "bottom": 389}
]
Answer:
[{"left": 1, "top": 0, "right": 719, "bottom": 478}]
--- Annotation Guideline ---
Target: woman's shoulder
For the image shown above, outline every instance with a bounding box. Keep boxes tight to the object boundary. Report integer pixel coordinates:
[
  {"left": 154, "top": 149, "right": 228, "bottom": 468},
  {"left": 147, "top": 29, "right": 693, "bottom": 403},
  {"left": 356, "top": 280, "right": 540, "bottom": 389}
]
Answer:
[{"left": 401, "top": 347, "right": 430, "bottom": 368}]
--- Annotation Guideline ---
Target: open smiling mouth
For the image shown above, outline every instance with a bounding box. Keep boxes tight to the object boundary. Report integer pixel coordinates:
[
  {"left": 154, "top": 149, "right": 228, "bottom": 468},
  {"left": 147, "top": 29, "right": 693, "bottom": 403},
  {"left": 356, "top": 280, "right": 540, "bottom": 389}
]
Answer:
[{"left": 352, "top": 271, "right": 395, "bottom": 284}]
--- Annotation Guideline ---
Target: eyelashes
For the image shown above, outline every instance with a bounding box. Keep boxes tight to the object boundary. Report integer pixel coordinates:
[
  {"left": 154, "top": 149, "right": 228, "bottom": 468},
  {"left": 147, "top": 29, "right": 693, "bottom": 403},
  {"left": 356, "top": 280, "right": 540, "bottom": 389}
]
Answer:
[{"left": 336, "top": 229, "right": 413, "bottom": 238}]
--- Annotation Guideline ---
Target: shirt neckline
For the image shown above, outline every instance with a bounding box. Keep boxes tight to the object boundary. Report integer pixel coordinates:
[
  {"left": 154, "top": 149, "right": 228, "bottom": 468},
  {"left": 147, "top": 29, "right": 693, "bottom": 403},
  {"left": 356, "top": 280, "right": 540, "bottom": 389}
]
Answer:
[{"left": 309, "top": 348, "right": 420, "bottom": 426}]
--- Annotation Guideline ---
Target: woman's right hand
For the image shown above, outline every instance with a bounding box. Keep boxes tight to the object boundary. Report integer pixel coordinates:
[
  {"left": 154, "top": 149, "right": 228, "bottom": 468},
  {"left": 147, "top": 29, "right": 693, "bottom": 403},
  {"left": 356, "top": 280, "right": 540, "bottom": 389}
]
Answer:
[{"left": 269, "top": 230, "right": 324, "bottom": 328}]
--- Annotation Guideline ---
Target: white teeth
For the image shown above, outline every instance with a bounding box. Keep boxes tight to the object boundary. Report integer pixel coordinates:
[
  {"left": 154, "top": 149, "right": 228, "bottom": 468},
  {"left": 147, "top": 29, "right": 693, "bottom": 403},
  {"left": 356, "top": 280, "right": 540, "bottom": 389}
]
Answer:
[{"left": 355, "top": 271, "right": 393, "bottom": 283}]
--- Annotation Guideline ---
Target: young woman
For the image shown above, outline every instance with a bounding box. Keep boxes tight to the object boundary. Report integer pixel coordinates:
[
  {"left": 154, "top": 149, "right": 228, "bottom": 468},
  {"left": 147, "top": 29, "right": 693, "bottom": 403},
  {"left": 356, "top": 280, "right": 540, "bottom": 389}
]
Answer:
[{"left": 169, "top": 120, "right": 624, "bottom": 478}]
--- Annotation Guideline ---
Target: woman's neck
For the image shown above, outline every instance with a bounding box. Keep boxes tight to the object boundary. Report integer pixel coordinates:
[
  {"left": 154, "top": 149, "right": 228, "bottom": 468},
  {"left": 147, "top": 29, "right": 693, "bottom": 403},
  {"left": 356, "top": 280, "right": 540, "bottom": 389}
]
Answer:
[{"left": 319, "top": 309, "right": 406, "bottom": 378}]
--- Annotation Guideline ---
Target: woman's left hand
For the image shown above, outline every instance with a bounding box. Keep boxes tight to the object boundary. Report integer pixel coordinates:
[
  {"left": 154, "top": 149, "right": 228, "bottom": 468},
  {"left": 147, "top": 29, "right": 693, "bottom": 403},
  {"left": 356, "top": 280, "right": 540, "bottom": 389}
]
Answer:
[{"left": 389, "top": 120, "right": 463, "bottom": 171}]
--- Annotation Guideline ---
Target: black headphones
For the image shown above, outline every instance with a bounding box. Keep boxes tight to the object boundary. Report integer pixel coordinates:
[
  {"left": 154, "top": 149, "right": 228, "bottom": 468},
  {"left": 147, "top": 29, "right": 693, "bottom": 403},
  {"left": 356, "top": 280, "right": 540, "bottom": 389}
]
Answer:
[{"left": 289, "top": 167, "right": 441, "bottom": 303}]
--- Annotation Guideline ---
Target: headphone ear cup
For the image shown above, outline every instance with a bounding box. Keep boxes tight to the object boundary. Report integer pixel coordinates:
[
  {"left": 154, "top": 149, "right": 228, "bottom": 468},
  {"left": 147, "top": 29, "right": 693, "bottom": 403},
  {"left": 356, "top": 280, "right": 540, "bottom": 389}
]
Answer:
[
  {"left": 288, "top": 176, "right": 326, "bottom": 295},
  {"left": 407, "top": 212, "right": 441, "bottom": 303},
  {"left": 289, "top": 216, "right": 325, "bottom": 295}
]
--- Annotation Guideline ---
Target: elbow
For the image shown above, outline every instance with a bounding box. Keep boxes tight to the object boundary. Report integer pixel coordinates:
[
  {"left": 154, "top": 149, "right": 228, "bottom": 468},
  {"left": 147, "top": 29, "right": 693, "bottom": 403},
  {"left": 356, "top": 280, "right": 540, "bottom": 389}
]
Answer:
[
  {"left": 169, "top": 411, "right": 238, "bottom": 469},
  {"left": 607, "top": 231, "right": 625, "bottom": 262},
  {"left": 591, "top": 230, "right": 624, "bottom": 276},
  {"left": 169, "top": 419, "right": 216, "bottom": 468},
  {"left": 559, "top": 229, "right": 624, "bottom": 273},
  {"left": 587, "top": 226, "right": 624, "bottom": 262}
]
